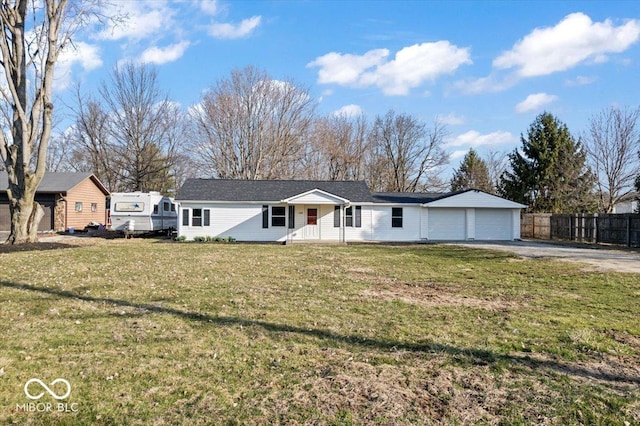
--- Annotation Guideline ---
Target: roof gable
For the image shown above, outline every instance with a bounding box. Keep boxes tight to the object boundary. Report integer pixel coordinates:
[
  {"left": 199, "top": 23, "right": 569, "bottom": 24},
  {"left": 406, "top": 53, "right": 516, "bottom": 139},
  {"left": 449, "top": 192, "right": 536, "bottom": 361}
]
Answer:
[
  {"left": 281, "top": 188, "right": 350, "bottom": 204},
  {"left": 0, "top": 171, "right": 109, "bottom": 195},
  {"left": 423, "top": 189, "right": 526, "bottom": 208}
]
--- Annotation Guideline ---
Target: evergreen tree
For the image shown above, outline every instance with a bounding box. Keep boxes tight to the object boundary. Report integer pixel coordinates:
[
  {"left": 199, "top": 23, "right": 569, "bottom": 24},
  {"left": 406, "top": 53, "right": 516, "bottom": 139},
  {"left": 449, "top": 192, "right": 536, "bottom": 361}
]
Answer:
[
  {"left": 450, "top": 149, "right": 493, "bottom": 192},
  {"left": 500, "top": 112, "right": 597, "bottom": 213}
]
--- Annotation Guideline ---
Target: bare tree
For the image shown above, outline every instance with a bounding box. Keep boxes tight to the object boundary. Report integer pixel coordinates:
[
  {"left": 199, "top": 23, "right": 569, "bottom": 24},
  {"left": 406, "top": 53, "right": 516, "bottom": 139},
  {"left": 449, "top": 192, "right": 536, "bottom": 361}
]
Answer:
[
  {"left": 0, "top": 0, "right": 104, "bottom": 244},
  {"left": 304, "top": 113, "right": 369, "bottom": 180},
  {"left": 100, "top": 63, "right": 181, "bottom": 193},
  {"left": 46, "top": 132, "right": 74, "bottom": 172},
  {"left": 190, "top": 66, "right": 315, "bottom": 179},
  {"left": 485, "top": 150, "right": 508, "bottom": 194},
  {"left": 67, "top": 88, "right": 121, "bottom": 190},
  {"left": 367, "top": 110, "right": 449, "bottom": 192},
  {"left": 584, "top": 106, "right": 640, "bottom": 213}
]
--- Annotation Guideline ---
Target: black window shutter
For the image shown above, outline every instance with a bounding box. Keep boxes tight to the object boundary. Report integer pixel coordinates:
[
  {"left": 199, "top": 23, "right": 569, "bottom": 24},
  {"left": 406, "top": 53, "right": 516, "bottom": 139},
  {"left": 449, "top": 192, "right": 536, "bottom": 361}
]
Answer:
[
  {"left": 355, "top": 206, "right": 362, "bottom": 228},
  {"left": 334, "top": 206, "right": 340, "bottom": 227},
  {"left": 288, "top": 205, "right": 295, "bottom": 229},
  {"left": 262, "top": 205, "right": 269, "bottom": 228}
]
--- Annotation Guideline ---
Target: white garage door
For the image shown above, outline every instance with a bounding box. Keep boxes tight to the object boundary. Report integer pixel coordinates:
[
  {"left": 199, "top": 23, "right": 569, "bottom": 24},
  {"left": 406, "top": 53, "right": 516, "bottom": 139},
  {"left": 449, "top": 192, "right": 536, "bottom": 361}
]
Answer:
[
  {"left": 475, "top": 209, "right": 512, "bottom": 240},
  {"left": 428, "top": 208, "right": 466, "bottom": 240}
]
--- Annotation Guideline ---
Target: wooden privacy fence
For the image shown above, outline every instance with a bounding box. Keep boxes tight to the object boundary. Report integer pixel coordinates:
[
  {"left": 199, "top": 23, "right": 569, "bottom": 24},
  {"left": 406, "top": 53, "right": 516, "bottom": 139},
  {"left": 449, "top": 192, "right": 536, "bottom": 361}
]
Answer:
[
  {"left": 521, "top": 213, "right": 640, "bottom": 247},
  {"left": 521, "top": 213, "right": 551, "bottom": 239}
]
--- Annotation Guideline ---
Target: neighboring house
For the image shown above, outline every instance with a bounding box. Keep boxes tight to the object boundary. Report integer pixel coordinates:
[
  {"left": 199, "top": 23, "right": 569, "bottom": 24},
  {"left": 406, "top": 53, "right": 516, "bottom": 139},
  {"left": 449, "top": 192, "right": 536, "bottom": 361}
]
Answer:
[
  {"left": 612, "top": 192, "right": 639, "bottom": 214},
  {"left": 176, "top": 179, "right": 526, "bottom": 242},
  {"left": 0, "top": 172, "right": 110, "bottom": 232}
]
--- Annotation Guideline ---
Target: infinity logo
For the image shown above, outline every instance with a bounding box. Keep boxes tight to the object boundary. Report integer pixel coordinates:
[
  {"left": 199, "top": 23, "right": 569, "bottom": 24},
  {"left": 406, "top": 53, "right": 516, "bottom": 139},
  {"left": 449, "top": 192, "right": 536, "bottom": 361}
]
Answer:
[{"left": 24, "top": 378, "right": 71, "bottom": 400}]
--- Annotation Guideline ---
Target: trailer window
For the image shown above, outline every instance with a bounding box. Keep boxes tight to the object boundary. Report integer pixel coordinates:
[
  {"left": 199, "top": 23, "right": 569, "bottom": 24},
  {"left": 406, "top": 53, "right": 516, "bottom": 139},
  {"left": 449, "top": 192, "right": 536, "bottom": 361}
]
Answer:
[{"left": 114, "top": 202, "right": 144, "bottom": 212}]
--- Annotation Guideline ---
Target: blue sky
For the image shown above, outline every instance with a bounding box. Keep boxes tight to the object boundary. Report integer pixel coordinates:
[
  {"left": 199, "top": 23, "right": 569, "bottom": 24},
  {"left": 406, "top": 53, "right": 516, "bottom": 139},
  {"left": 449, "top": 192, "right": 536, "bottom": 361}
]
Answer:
[{"left": 58, "top": 0, "right": 640, "bottom": 173}]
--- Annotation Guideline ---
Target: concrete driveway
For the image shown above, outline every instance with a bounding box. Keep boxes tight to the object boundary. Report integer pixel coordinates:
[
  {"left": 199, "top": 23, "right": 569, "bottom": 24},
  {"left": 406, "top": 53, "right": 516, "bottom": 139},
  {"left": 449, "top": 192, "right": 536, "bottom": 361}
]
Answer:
[{"left": 450, "top": 240, "right": 640, "bottom": 274}]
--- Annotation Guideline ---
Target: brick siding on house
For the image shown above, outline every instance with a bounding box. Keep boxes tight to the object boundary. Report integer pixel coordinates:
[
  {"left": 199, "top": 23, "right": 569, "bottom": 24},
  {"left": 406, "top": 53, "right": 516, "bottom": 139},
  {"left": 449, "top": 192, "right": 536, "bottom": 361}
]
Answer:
[{"left": 65, "top": 178, "right": 108, "bottom": 230}]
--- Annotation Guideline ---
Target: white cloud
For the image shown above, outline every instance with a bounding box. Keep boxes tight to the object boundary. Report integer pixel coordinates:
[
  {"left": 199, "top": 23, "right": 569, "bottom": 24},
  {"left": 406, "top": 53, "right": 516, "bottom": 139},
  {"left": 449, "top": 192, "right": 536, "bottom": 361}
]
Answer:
[
  {"left": 453, "top": 73, "right": 519, "bottom": 94},
  {"left": 199, "top": 0, "right": 219, "bottom": 16},
  {"left": 59, "top": 41, "right": 102, "bottom": 71},
  {"left": 446, "top": 130, "right": 516, "bottom": 148},
  {"left": 515, "top": 93, "right": 558, "bottom": 113},
  {"left": 494, "top": 13, "right": 640, "bottom": 77},
  {"left": 55, "top": 42, "right": 103, "bottom": 90},
  {"left": 97, "top": 1, "right": 176, "bottom": 41},
  {"left": 208, "top": 16, "right": 262, "bottom": 39},
  {"left": 308, "top": 49, "right": 389, "bottom": 86},
  {"left": 333, "top": 104, "right": 363, "bottom": 117},
  {"left": 140, "top": 41, "right": 190, "bottom": 65},
  {"left": 437, "top": 113, "right": 465, "bottom": 126},
  {"left": 450, "top": 150, "right": 469, "bottom": 160},
  {"left": 308, "top": 41, "right": 471, "bottom": 96},
  {"left": 565, "top": 75, "right": 597, "bottom": 86}
]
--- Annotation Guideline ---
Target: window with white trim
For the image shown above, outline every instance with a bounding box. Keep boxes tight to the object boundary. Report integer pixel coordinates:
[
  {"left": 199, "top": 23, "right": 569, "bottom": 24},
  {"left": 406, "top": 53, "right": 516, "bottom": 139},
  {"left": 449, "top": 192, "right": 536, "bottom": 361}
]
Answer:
[
  {"left": 192, "top": 209, "right": 202, "bottom": 226},
  {"left": 271, "top": 206, "right": 286, "bottom": 227},
  {"left": 392, "top": 207, "right": 403, "bottom": 228}
]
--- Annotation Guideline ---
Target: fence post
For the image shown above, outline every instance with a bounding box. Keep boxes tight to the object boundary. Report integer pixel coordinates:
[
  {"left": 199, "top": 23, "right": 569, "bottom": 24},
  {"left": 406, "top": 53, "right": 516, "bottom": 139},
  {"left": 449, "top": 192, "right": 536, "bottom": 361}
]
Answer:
[{"left": 532, "top": 214, "right": 535, "bottom": 239}]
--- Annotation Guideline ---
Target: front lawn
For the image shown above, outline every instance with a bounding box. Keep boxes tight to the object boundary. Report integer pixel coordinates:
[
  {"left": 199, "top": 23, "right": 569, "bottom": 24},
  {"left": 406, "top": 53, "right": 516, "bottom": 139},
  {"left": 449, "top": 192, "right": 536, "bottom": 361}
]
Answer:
[{"left": 0, "top": 239, "right": 638, "bottom": 424}]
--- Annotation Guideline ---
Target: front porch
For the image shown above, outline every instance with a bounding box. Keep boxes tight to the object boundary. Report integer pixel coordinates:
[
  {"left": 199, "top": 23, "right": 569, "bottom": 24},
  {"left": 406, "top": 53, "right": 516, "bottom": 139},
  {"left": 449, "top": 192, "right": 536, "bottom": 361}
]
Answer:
[{"left": 281, "top": 189, "right": 351, "bottom": 243}]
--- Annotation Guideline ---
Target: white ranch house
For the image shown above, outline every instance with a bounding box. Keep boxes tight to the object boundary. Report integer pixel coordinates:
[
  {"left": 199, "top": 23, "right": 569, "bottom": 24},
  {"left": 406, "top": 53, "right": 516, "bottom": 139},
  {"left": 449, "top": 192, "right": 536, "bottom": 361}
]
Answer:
[{"left": 176, "top": 179, "right": 526, "bottom": 243}]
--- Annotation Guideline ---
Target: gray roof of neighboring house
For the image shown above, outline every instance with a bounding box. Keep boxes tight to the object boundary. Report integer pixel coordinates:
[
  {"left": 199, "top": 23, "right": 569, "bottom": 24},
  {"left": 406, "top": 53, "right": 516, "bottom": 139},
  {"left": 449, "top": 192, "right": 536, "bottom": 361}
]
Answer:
[
  {"left": 0, "top": 171, "right": 109, "bottom": 194},
  {"left": 176, "top": 179, "right": 375, "bottom": 202}
]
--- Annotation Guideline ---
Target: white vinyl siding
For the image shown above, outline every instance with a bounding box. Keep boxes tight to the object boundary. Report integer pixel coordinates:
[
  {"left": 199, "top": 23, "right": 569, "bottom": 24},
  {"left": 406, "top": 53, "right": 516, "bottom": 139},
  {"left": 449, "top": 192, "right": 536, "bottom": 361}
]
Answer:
[
  {"left": 371, "top": 205, "right": 422, "bottom": 241},
  {"left": 179, "top": 204, "right": 288, "bottom": 242}
]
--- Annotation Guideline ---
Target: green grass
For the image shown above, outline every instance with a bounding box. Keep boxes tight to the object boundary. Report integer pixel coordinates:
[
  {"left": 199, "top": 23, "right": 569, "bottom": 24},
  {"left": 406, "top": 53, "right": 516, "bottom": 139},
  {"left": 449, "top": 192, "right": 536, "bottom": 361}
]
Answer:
[{"left": 0, "top": 239, "right": 639, "bottom": 425}]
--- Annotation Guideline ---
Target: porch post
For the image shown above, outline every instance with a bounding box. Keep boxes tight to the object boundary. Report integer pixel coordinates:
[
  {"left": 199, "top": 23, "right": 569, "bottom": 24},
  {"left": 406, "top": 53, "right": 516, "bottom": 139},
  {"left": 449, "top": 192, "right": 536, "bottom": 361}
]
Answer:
[{"left": 342, "top": 203, "right": 346, "bottom": 243}]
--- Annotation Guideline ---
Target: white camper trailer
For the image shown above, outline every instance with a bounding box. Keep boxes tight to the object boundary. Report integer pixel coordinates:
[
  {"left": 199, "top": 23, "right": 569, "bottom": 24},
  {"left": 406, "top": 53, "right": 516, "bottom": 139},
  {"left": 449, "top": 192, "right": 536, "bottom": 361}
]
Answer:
[{"left": 109, "top": 192, "right": 177, "bottom": 234}]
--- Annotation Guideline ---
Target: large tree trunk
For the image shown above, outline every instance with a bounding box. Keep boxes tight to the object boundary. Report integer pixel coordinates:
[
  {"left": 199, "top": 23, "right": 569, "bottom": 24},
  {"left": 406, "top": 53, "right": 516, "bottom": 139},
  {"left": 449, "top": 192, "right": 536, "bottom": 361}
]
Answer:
[{"left": 5, "top": 185, "right": 42, "bottom": 244}]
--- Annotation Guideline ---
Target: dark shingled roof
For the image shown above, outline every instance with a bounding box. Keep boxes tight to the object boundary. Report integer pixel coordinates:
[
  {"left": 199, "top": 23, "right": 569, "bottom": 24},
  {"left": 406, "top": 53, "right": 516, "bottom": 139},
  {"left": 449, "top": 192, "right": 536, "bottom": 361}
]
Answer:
[
  {"left": 176, "top": 179, "right": 375, "bottom": 202},
  {"left": 372, "top": 189, "right": 478, "bottom": 204},
  {"left": 371, "top": 192, "right": 446, "bottom": 204},
  {"left": 0, "top": 171, "right": 108, "bottom": 194}
]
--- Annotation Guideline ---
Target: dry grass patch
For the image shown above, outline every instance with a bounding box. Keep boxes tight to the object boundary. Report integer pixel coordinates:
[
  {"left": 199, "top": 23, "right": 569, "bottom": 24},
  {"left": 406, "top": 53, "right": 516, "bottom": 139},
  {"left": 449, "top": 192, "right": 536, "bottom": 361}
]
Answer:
[{"left": 0, "top": 239, "right": 638, "bottom": 424}]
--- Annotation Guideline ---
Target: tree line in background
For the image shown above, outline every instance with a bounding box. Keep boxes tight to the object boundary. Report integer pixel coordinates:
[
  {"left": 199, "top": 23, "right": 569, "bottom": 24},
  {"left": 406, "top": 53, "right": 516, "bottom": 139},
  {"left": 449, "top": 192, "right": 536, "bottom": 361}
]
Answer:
[
  {"left": 45, "top": 63, "right": 640, "bottom": 215},
  {"left": 2, "top": 3, "right": 638, "bottom": 245},
  {"left": 47, "top": 65, "right": 453, "bottom": 194}
]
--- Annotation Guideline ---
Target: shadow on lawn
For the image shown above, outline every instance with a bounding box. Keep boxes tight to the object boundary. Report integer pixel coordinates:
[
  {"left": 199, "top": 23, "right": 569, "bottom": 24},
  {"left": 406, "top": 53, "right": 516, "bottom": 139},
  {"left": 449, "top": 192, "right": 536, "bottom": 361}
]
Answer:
[
  {"left": 0, "top": 241, "right": 79, "bottom": 253},
  {"left": 3, "top": 280, "right": 639, "bottom": 388}
]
